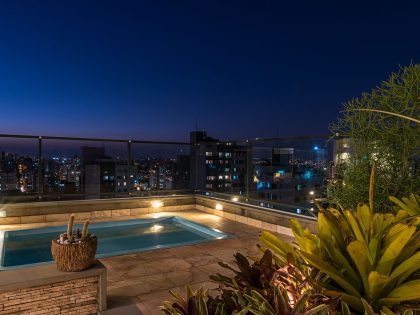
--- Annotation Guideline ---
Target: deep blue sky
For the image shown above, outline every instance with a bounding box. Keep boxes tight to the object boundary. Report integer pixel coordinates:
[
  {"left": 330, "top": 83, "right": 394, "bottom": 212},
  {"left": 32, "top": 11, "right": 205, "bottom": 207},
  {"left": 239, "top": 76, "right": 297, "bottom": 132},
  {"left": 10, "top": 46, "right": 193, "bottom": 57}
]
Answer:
[{"left": 0, "top": 1, "right": 419, "bottom": 142}]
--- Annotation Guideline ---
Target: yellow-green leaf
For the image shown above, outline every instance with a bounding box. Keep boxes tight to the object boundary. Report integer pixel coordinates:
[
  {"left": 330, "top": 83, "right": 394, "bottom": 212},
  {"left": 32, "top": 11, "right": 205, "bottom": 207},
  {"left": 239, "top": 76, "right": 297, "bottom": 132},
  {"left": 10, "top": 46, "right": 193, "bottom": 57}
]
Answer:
[
  {"left": 347, "top": 240, "right": 372, "bottom": 295},
  {"left": 376, "top": 225, "right": 415, "bottom": 276},
  {"left": 299, "top": 250, "right": 361, "bottom": 297},
  {"left": 367, "top": 271, "right": 389, "bottom": 301},
  {"left": 378, "top": 280, "right": 420, "bottom": 306},
  {"left": 323, "top": 290, "right": 363, "bottom": 313},
  {"left": 357, "top": 203, "right": 371, "bottom": 239}
]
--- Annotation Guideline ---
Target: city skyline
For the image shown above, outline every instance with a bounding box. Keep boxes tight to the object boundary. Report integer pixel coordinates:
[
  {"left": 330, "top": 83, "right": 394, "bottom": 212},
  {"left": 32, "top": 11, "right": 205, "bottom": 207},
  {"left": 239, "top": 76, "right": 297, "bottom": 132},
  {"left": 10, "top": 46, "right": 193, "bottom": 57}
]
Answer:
[{"left": 0, "top": 1, "right": 419, "bottom": 141}]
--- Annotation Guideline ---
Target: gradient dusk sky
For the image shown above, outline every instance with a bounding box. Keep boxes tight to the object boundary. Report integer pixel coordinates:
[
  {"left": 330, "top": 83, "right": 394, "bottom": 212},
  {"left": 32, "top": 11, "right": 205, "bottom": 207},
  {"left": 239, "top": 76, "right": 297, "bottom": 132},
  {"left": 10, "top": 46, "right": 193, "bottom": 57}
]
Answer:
[{"left": 0, "top": 1, "right": 419, "bottom": 142}]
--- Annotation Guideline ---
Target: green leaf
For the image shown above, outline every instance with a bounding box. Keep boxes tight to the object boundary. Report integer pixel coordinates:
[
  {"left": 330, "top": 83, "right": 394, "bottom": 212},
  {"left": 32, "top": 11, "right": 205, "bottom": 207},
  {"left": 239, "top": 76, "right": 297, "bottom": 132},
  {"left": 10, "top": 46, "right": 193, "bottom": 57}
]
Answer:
[
  {"left": 357, "top": 203, "right": 371, "bottom": 239},
  {"left": 341, "top": 302, "right": 351, "bottom": 315},
  {"left": 320, "top": 235, "right": 362, "bottom": 292},
  {"left": 323, "top": 290, "right": 364, "bottom": 313},
  {"left": 299, "top": 250, "right": 361, "bottom": 297},
  {"left": 378, "top": 280, "right": 420, "bottom": 306},
  {"left": 198, "top": 296, "right": 208, "bottom": 315},
  {"left": 376, "top": 225, "right": 416, "bottom": 276},
  {"left": 387, "top": 251, "right": 420, "bottom": 288},
  {"left": 361, "top": 298, "right": 375, "bottom": 315},
  {"left": 318, "top": 210, "right": 346, "bottom": 251},
  {"left": 346, "top": 210, "right": 367, "bottom": 243},
  {"left": 347, "top": 240, "right": 372, "bottom": 295},
  {"left": 302, "top": 304, "right": 329, "bottom": 315},
  {"left": 367, "top": 271, "right": 389, "bottom": 301}
]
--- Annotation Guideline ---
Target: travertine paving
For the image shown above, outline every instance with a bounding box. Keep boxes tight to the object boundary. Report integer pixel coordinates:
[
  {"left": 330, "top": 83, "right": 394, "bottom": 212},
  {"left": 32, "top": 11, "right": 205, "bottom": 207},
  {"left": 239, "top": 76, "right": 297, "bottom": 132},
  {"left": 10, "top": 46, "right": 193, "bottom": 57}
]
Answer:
[
  {"left": 0, "top": 210, "right": 293, "bottom": 314},
  {"left": 98, "top": 210, "right": 293, "bottom": 314}
]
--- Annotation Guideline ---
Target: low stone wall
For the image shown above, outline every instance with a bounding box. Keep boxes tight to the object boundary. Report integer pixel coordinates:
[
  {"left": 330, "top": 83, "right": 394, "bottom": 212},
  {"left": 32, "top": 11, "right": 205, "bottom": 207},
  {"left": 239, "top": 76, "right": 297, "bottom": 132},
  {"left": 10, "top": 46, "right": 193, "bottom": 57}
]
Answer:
[
  {"left": 0, "top": 261, "right": 106, "bottom": 315},
  {"left": 0, "top": 194, "right": 317, "bottom": 233},
  {"left": 0, "top": 195, "right": 195, "bottom": 224},
  {"left": 195, "top": 195, "right": 317, "bottom": 234}
]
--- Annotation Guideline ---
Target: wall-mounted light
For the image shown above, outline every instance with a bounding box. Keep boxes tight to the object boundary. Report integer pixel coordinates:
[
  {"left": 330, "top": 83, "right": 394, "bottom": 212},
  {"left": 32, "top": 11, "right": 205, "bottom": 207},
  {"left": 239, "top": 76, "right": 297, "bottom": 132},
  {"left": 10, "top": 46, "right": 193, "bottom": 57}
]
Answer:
[
  {"left": 215, "top": 204, "right": 223, "bottom": 211},
  {"left": 231, "top": 197, "right": 239, "bottom": 202},
  {"left": 151, "top": 200, "right": 164, "bottom": 208},
  {"left": 0, "top": 210, "right": 6, "bottom": 218},
  {"left": 309, "top": 190, "right": 314, "bottom": 195}
]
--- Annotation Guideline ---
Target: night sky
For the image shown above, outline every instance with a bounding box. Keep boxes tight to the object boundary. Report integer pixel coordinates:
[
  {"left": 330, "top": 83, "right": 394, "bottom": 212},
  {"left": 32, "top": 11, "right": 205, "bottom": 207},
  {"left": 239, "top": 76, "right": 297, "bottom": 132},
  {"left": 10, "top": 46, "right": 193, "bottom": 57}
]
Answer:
[{"left": 0, "top": 1, "right": 419, "bottom": 142}]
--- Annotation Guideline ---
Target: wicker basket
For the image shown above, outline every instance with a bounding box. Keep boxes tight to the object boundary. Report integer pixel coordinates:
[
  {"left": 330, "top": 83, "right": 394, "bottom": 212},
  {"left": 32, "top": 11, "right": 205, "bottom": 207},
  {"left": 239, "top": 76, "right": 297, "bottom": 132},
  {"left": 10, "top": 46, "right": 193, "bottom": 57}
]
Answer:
[{"left": 51, "top": 236, "right": 97, "bottom": 272}]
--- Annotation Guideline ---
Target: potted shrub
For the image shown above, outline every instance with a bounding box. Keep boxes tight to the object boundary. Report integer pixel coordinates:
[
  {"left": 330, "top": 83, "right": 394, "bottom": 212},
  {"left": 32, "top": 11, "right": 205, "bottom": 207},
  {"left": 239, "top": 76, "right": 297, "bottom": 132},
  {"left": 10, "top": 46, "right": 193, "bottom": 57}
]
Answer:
[{"left": 51, "top": 214, "right": 97, "bottom": 272}]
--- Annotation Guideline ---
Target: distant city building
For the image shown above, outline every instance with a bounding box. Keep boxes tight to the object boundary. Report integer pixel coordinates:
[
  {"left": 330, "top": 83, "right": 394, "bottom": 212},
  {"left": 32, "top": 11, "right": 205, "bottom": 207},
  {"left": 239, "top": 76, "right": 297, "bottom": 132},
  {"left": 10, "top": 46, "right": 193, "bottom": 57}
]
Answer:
[
  {"left": 173, "top": 154, "right": 190, "bottom": 190},
  {"left": 333, "top": 138, "right": 353, "bottom": 165},
  {"left": 0, "top": 171, "right": 18, "bottom": 192},
  {"left": 190, "top": 131, "right": 247, "bottom": 194}
]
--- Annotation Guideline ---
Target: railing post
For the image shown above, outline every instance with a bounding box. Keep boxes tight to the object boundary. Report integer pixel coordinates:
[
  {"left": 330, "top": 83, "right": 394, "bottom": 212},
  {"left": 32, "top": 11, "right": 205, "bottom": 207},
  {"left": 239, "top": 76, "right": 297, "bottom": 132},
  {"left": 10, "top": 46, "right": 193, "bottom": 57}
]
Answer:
[
  {"left": 37, "top": 136, "right": 43, "bottom": 199},
  {"left": 194, "top": 143, "right": 199, "bottom": 192},
  {"left": 245, "top": 140, "right": 252, "bottom": 200},
  {"left": 127, "top": 140, "right": 132, "bottom": 195}
]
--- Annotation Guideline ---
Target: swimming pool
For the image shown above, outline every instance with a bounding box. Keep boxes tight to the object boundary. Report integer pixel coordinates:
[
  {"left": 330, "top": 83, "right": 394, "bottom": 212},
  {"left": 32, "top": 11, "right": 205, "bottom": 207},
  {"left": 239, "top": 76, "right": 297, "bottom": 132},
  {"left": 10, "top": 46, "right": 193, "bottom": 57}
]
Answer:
[{"left": 0, "top": 216, "right": 230, "bottom": 269}]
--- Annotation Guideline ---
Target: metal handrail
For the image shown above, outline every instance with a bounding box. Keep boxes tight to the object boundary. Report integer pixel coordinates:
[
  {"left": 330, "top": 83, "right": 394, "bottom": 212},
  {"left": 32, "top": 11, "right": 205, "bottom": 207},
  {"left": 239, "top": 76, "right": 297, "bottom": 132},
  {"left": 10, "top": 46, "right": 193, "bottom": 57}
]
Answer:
[{"left": 0, "top": 133, "right": 191, "bottom": 146}]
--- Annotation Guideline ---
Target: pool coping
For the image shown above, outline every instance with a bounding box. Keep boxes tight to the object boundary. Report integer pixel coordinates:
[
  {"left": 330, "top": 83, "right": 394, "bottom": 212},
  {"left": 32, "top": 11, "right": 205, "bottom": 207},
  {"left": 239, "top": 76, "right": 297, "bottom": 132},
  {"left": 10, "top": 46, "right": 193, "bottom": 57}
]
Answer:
[{"left": 0, "top": 216, "right": 232, "bottom": 270}]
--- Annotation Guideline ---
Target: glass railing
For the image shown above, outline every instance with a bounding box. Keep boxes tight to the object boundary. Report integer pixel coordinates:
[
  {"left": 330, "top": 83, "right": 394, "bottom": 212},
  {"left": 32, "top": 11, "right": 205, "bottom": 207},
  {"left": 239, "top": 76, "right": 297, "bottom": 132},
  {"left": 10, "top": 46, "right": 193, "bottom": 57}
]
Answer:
[
  {"left": 195, "top": 135, "right": 334, "bottom": 217},
  {"left": 0, "top": 133, "right": 336, "bottom": 218},
  {"left": 0, "top": 134, "right": 193, "bottom": 202}
]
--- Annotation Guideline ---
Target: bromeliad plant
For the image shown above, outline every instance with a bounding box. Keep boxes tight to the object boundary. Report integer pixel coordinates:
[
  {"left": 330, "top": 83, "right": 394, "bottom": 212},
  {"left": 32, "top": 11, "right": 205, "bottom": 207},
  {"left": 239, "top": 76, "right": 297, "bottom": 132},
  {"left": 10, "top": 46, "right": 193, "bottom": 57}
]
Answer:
[
  {"left": 161, "top": 250, "right": 329, "bottom": 315},
  {"left": 389, "top": 194, "right": 420, "bottom": 216},
  {"left": 260, "top": 167, "right": 420, "bottom": 313}
]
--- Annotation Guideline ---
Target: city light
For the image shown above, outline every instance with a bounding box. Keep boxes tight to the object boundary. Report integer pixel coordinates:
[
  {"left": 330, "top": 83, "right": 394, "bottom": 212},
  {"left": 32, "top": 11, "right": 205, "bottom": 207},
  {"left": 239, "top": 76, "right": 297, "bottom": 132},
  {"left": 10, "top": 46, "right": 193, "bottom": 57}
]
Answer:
[
  {"left": 151, "top": 200, "right": 164, "bottom": 208},
  {"left": 310, "top": 207, "right": 314, "bottom": 211},
  {"left": 313, "top": 146, "right": 319, "bottom": 150},
  {"left": 215, "top": 203, "right": 223, "bottom": 210},
  {"left": 309, "top": 190, "right": 314, "bottom": 195},
  {"left": 231, "top": 197, "right": 239, "bottom": 202}
]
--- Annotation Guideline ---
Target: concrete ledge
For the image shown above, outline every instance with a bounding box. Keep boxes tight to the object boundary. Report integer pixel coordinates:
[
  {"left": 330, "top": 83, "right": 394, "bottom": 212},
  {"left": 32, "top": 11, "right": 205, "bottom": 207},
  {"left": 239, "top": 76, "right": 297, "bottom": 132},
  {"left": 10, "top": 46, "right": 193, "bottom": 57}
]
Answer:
[
  {"left": 0, "top": 261, "right": 107, "bottom": 313},
  {"left": 0, "top": 195, "right": 195, "bottom": 224},
  {"left": 195, "top": 196, "right": 317, "bottom": 233},
  {"left": 0, "top": 194, "right": 317, "bottom": 234}
]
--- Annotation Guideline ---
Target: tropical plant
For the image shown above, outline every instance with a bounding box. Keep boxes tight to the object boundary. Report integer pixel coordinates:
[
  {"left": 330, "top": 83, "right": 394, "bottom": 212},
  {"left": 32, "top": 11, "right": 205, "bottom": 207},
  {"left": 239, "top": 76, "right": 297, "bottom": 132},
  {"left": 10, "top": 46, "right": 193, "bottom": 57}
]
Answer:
[
  {"left": 329, "top": 63, "right": 420, "bottom": 211},
  {"left": 160, "top": 286, "right": 225, "bottom": 315},
  {"left": 389, "top": 193, "right": 420, "bottom": 216},
  {"left": 161, "top": 250, "right": 329, "bottom": 314},
  {"left": 238, "top": 287, "right": 329, "bottom": 315},
  {"left": 260, "top": 168, "right": 420, "bottom": 313}
]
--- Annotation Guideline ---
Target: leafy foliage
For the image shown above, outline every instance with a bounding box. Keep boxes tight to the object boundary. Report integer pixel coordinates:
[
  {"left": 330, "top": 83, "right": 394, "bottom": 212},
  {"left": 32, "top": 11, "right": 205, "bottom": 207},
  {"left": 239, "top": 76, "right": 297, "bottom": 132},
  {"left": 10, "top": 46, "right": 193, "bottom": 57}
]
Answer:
[
  {"left": 161, "top": 250, "right": 328, "bottom": 315},
  {"left": 329, "top": 64, "right": 420, "bottom": 211},
  {"left": 389, "top": 194, "right": 420, "bottom": 216},
  {"left": 260, "top": 205, "right": 420, "bottom": 313}
]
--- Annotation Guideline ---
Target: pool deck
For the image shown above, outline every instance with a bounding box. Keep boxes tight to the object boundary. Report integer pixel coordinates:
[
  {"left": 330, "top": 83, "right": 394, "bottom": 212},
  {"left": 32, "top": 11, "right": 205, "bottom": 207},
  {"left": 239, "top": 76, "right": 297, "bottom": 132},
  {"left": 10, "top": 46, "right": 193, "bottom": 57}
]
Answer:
[
  {"left": 0, "top": 210, "right": 294, "bottom": 314},
  {"left": 100, "top": 210, "right": 293, "bottom": 314}
]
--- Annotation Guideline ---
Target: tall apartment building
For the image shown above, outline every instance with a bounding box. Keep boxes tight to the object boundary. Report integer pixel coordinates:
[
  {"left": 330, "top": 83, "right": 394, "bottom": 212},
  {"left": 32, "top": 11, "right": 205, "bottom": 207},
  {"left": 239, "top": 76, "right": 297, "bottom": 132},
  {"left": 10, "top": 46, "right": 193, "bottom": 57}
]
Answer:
[{"left": 190, "top": 131, "right": 248, "bottom": 194}]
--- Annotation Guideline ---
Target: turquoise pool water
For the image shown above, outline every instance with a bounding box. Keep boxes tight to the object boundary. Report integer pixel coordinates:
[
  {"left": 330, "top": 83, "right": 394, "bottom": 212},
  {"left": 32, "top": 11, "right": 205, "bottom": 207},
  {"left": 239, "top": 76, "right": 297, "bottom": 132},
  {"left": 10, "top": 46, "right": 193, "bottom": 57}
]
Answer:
[{"left": 0, "top": 216, "right": 229, "bottom": 269}]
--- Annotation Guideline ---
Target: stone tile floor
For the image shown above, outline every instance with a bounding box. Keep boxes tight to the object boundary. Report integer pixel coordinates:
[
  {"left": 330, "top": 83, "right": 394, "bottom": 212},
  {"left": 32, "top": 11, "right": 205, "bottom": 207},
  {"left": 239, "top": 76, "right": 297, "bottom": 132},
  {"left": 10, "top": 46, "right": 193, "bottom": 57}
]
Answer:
[
  {"left": 0, "top": 210, "right": 294, "bottom": 315},
  {"left": 98, "top": 210, "right": 293, "bottom": 314}
]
